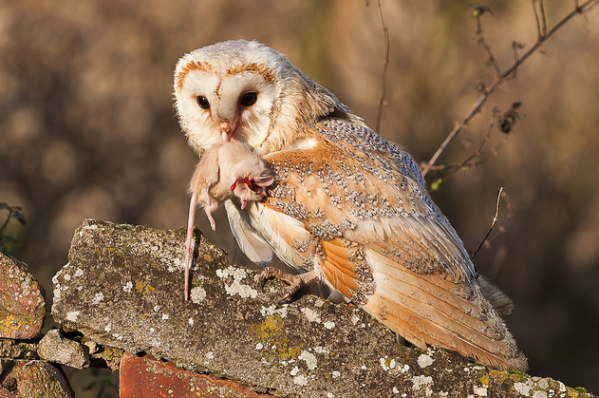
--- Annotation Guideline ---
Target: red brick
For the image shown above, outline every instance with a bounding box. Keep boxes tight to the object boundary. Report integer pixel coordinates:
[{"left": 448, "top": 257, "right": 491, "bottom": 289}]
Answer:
[
  {"left": 119, "top": 352, "right": 275, "bottom": 398},
  {"left": 0, "top": 388, "right": 17, "bottom": 398}
]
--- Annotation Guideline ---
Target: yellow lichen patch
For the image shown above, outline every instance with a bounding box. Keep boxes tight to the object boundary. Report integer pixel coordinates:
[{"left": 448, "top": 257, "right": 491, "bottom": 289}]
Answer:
[
  {"left": 382, "top": 357, "right": 393, "bottom": 368},
  {"left": 248, "top": 314, "right": 283, "bottom": 341},
  {"left": 566, "top": 387, "right": 592, "bottom": 398},
  {"left": 484, "top": 370, "right": 594, "bottom": 398},
  {"left": 284, "top": 345, "right": 301, "bottom": 358},
  {"left": 248, "top": 314, "right": 302, "bottom": 359},
  {"left": 479, "top": 375, "right": 490, "bottom": 387},
  {"left": 1, "top": 315, "right": 23, "bottom": 332},
  {"left": 488, "top": 369, "right": 528, "bottom": 385},
  {"left": 203, "top": 253, "right": 213, "bottom": 262},
  {"left": 567, "top": 389, "right": 581, "bottom": 398},
  {"left": 134, "top": 280, "right": 155, "bottom": 294}
]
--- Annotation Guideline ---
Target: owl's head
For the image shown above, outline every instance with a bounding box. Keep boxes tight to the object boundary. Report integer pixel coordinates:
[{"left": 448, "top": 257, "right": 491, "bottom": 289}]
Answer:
[{"left": 174, "top": 40, "right": 351, "bottom": 154}]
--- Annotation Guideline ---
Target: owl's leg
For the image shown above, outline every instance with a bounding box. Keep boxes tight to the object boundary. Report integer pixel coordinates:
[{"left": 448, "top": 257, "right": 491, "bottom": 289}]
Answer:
[{"left": 259, "top": 267, "right": 318, "bottom": 304}]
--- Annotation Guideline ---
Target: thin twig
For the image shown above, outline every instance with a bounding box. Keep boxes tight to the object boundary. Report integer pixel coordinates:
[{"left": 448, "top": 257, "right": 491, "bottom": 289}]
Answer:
[
  {"left": 511, "top": 41, "right": 524, "bottom": 78},
  {"left": 421, "top": 0, "right": 598, "bottom": 177},
  {"left": 476, "top": 14, "right": 502, "bottom": 75},
  {"left": 471, "top": 187, "right": 504, "bottom": 259},
  {"left": 375, "top": 0, "right": 390, "bottom": 133},
  {"left": 533, "top": 0, "right": 548, "bottom": 39},
  {"left": 427, "top": 109, "right": 500, "bottom": 178}
]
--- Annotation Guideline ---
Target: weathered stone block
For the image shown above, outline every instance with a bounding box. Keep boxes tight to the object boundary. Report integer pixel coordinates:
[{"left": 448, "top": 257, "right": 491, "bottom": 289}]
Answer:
[
  {"left": 0, "top": 360, "right": 73, "bottom": 398},
  {"left": 37, "top": 329, "right": 89, "bottom": 369},
  {"left": 0, "top": 338, "right": 38, "bottom": 360},
  {"left": 0, "top": 253, "right": 45, "bottom": 339},
  {"left": 51, "top": 219, "right": 596, "bottom": 397}
]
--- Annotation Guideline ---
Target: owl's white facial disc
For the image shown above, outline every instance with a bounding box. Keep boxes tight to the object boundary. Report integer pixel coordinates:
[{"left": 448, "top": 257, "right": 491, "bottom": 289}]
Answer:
[
  {"left": 175, "top": 40, "right": 348, "bottom": 154},
  {"left": 174, "top": 56, "right": 278, "bottom": 153}
]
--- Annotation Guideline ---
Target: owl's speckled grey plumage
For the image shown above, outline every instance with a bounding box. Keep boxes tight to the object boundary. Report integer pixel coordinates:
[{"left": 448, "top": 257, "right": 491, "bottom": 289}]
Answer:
[{"left": 174, "top": 40, "right": 527, "bottom": 371}]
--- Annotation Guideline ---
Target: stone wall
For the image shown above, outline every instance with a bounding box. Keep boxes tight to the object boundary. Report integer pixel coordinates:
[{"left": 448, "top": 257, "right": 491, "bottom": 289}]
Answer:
[{"left": 0, "top": 219, "right": 595, "bottom": 397}]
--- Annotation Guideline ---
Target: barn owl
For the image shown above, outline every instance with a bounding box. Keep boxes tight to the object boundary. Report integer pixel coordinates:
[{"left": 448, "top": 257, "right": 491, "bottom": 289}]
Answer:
[
  {"left": 184, "top": 139, "right": 274, "bottom": 299},
  {"left": 174, "top": 40, "right": 528, "bottom": 371}
]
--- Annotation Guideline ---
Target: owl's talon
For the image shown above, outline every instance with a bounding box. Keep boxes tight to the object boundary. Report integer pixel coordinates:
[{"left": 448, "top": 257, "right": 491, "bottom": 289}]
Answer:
[
  {"left": 277, "top": 284, "right": 302, "bottom": 304},
  {"left": 259, "top": 267, "right": 318, "bottom": 303},
  {"left": 259, "top": 267, "right": 277, "bottom": 290}
]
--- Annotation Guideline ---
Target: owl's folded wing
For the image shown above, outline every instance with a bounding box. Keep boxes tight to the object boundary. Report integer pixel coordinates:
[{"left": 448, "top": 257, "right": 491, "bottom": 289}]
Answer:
[
  {"left": 245, "top": 127, "right": 527, "bottom": 371},
  {"left": 262, "top": 131, "right": 476, "bottom": 284}
]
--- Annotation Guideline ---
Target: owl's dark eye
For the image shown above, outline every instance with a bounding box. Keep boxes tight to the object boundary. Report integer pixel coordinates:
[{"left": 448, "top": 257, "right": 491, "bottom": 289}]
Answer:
[
  {"left": 240, "top": 92, "right": 258, "bottom": 107},
  {"left": 196, "top": 96, "right": 210, "bottom": 110}
]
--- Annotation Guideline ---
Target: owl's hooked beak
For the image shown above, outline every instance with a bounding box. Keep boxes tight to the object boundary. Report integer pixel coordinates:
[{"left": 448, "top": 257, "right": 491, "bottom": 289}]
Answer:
[{"left": 219, "top": 120, "right": 239, "bottom": 144}]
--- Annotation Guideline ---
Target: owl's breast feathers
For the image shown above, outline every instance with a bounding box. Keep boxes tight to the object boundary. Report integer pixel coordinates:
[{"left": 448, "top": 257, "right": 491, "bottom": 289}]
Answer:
[{"left": 241, "top": 117, "right": 527, "bottom": 371}]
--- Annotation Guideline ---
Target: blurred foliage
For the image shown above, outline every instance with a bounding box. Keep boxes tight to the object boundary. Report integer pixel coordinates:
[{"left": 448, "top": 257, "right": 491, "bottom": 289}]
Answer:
[
  {"left": 470, "top": 5, "right": 495, "bottom": 18},
  {"left": 0, "top": 203, "right": 26, "bottom": 255},
  {"left": 499, "top": 102, "right": 524, "bottom": 134},
  {"left": 66, "top": 367, "right": 118, "bottom": 398},
  {"left": 1, "top": 0, "right": 598, "bottom": 395},
  {"left": 82, "top": 368, "right": 118, "bottom": 398}
]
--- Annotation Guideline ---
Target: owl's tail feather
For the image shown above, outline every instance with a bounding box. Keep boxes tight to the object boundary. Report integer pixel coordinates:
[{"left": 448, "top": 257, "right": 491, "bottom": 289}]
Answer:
[{"left": 362, "top": 250, "right": 528, "bottom": 372}]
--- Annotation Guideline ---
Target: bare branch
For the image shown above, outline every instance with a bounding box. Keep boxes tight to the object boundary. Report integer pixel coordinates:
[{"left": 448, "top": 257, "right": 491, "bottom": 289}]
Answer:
[
  {"left": 511, "top": 42, "right": 524, "bottom": 78},
  {"left": 533, "top": 0, "right": 548, "bottom": 40},
  {"left": 476, "top": 14, "right": 502, "bottom": 75},
  {"left": 471, "top": 187, "right": 505, "bottom": 260},
  {"left": 427, "top": 109, "right": 502, "bottom": 188},
  {"left": 375, "top": 0, "right": 390, "bottom": 133},
  {"left": 421, "top": 0, "right": 599, "bottom": 177}
]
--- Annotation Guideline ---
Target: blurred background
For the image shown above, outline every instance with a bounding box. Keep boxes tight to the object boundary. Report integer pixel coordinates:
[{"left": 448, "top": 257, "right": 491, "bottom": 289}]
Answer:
[{"left": 1, "top": 0, "right": 598, "bottom": 396}]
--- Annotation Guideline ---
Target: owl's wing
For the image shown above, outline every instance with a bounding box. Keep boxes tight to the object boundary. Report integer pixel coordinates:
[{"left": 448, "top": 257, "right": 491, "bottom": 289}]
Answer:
[{"left": 235, "top": 118, "right": 526, "bottom": 371}]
